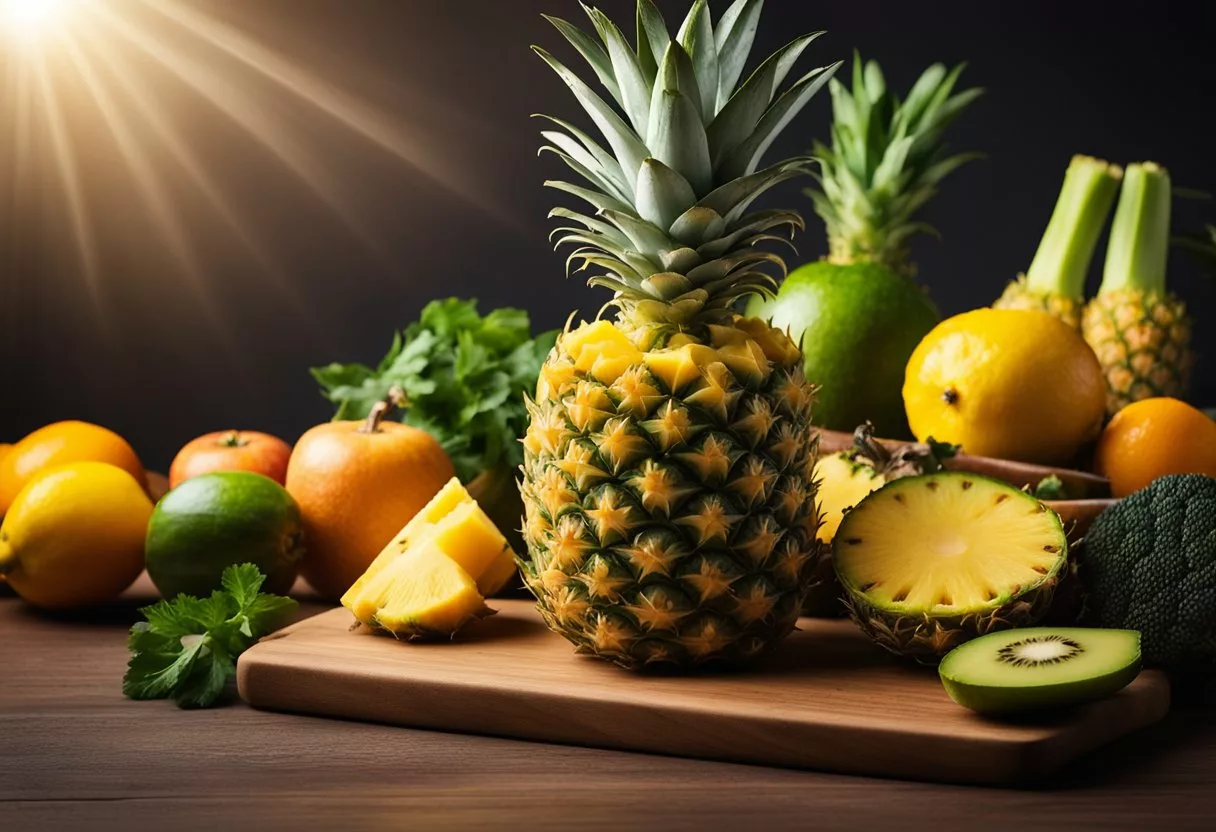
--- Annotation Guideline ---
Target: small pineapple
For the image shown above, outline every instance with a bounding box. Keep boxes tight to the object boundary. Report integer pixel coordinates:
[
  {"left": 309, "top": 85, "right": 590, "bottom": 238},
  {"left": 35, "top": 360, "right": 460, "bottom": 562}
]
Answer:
[
  {"left": 1083, "top": 162, "right": 1194, "bottom": 416},
  {"left": 523, "top": 0, "right": 838, "bottom": 669},
  {"left": 994, "top": 155, "right": 1122, "bottom": 329}
]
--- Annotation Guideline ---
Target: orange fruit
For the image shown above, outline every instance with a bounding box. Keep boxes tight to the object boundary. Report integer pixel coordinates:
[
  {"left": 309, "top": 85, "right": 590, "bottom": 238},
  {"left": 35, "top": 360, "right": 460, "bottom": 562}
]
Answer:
[
  {"left": 285, "top": 408, "right": 455, "bottom": 600},
  {"left": 0, "top": 421, "right": 146, "bottom": 516},
  {"left": 1095, "top": 398, "right": 1216, "bottom": 498}
]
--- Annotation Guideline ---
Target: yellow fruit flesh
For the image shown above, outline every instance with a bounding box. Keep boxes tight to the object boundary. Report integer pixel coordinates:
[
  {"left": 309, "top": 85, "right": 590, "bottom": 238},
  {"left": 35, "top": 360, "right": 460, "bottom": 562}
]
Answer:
[
  {"left": 558, "top": 317, "right": 778, "bottom": 394},
  {"left": 359, "top": 543, "right": 489, "bottom": 637},
  {"left": 340, "top": 477, "right": 473, "bottom": 608},
  {"left": 477, "top": 547, "right": 518, "bottom": 596},
  {"left": 838, "top": 478, "right": 1063, "bottom": 614},
  {"left": 814, "top": 454, "right": 885, "bottom": 543},
  {"left": 341, "top": 477, "right": 520, "bottom": 632},
  {"left": 429, "top": 500, "right": 510, "bottom": 580}
]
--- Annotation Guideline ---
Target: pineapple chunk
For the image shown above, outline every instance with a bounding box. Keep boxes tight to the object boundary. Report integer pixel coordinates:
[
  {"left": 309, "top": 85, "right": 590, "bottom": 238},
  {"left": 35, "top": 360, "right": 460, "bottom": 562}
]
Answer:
[
  {"left": 477, "top": 547, "right": 518, "bottom": 596},
  {"left": 430, "top": 500, "right": 511, "bottom": 581},
  {"left": 360, "top": 542, "right": 492, "bottom": 638},
  {"left": 340, "top": 477, "right": 472, "bottom": 607},
  {"left": 341, "top": 476, "right": 521, "bottom": 632}
]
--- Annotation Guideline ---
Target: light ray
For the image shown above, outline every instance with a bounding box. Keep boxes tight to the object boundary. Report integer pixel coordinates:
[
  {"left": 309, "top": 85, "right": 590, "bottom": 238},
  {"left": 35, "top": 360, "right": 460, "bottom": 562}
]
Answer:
[
  {"left": 72, "top": 23, "right": 318, "bottom": 331},
  {"left": 57, "top": 30, "right": 244, "bottom": 366},
  {"left": 30, "top": 48, "right": 107, "bottom": 321},
  {"left": 139, "top": 0, "right": 518, "bottom": 230},
  {"left": 80, "top": 0, "right": 392, "bottom": 261}
]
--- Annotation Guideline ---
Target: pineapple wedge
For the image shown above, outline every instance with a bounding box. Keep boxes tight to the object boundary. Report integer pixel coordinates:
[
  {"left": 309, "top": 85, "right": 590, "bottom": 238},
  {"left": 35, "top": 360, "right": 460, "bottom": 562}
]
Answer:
[
  {"left": 340, "top": 477, "right": 473, "bottom": 606},
  {"left": 362, "top": 542, "right": 492, "bottom": 639},
  {"left": 340, "top": 476, "right": 519, "bottom": 639}
]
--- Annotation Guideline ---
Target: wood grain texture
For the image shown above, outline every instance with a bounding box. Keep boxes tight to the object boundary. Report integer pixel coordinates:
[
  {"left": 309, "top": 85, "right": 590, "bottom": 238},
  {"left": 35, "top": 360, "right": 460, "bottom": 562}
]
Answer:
[
  {"left": 4, "top": 577, "right": 1214, "bottom": 832},
  {"left": 237, "top": 601, "right": 1169, "bottom": 786}
]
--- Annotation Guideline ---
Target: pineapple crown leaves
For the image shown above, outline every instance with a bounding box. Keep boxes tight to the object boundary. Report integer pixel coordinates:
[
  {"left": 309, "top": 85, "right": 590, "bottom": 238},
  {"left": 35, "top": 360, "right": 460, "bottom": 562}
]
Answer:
[
  {"left": 534, "top": 0, "right": 840, "bottom": 328},
  {"left": 807, "top": 53, "right": 982, "bottom": 276}
]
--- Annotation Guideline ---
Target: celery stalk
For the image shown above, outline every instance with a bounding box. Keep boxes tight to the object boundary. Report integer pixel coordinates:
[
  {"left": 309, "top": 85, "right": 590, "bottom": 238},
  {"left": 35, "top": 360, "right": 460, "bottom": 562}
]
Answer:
[
  {"left": 1098, "top": 162, "right": 1171, "bottom": 295},
  {"left": 1024, "top": 155, "right": 1122, "bottom": 300}
]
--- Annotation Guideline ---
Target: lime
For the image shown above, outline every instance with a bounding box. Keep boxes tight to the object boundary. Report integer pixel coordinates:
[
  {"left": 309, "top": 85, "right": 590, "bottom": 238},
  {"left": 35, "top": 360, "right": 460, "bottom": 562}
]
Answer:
[
  {"left": 146, "top": 471, "right": 304, "bottom": 599},
  {"left": 751, "top": 260, "right": 939, "bottom": 438}
]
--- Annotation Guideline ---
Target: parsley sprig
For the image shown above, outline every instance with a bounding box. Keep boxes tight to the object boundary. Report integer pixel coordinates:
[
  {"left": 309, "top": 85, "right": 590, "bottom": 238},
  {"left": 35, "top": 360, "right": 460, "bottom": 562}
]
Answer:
[{"left": 123, "top": 564, "right": 298, "bottom": 709}]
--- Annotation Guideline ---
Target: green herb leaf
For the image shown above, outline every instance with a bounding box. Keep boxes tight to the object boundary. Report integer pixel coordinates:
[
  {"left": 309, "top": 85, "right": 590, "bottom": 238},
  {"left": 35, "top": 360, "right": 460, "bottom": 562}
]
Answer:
[
  {"left": 312, "top": 298, "right": 557, "bottom": 482},
  {"left": 123, "top": 564, "right": 298, "bottom": 709},
  {"left": 1032, "top": 475, "right": 1069, "bottom": 501}
]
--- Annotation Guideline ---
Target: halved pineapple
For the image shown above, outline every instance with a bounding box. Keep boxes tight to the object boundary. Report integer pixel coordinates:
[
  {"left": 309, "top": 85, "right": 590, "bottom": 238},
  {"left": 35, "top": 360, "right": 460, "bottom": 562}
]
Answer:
[
  {"left": 362, "top": 542, "right": 492, "bottom": 639},
  {"left": 340, "top": 476, "right": 519, "bottom": 638},
  {"left": 833, "top": 472, "right": 1067, "bottom": 663}
]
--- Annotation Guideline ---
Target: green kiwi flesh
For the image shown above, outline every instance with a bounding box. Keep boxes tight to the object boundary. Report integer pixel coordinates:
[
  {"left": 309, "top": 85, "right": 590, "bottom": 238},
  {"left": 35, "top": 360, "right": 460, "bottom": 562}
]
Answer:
[{"left": 938, "top": 627, "right": 1141, "bottom": 714}]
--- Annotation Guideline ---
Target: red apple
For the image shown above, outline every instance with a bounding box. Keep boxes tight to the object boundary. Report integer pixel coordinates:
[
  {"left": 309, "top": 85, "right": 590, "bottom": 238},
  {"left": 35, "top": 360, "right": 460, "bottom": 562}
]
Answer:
[{"left": 169, "top": 430, "right": 292, "bottom": 489}]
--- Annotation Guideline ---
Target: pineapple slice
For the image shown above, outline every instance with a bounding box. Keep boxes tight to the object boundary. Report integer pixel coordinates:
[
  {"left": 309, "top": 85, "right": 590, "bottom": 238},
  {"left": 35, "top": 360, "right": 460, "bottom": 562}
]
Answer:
[
  {"left": 340, "top": 476, "right": 520, "bottom": 638},
  {"left": 429, "top": 500, "right": 511, "bottom": 582},
  {"left": 834, "top": 472, "right": 1068, "bottom": 663},
  {"left": 477, "top": 547, "right": 519, "bottom": 596},
  {"left": 340, "top": 477, "right": 473, "bottom": 607},
  {"left": 361, "top": 542, "right": 492, "bottom": 639}
]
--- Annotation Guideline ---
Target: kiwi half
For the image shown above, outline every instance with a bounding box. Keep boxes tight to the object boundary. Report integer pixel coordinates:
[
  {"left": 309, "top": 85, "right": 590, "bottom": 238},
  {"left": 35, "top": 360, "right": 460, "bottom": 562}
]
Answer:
[{"left": 938, "top": 627, "right": 1141, "bottom": 714}]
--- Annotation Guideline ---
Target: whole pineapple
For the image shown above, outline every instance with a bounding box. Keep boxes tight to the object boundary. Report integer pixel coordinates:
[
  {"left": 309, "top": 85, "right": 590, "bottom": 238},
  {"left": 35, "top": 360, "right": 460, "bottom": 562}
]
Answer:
[
  {"left": 1083, "top": 162, "right": 1194, "bottom": 416},
  {"left": 994, "top": 155, "right": 1122, "bottom": 329},
  {"left": 522, "top": 0, "right": 837, "bottom": 669}
]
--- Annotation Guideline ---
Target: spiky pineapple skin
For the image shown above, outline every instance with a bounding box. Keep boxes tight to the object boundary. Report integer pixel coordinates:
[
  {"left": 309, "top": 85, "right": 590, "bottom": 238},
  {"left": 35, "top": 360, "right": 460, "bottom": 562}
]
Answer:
[
  {"left": 993, "top": 275, "right": 1083, "bottom": 330},
  {"left": 520, "top": 322, "right": 820, "bottom": 670},
  {"left": 843, "top": 585, "right": 1059, "bottom": 665},
  {"left": 1082, "top": 289, "right": 1194, "bottom": 416}
]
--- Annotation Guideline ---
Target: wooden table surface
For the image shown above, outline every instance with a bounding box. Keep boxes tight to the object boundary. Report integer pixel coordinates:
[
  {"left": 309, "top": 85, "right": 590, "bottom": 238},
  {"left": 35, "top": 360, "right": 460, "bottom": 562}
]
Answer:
[{"left": 3, "top": 578, "right": 1215, "bottom": 832}]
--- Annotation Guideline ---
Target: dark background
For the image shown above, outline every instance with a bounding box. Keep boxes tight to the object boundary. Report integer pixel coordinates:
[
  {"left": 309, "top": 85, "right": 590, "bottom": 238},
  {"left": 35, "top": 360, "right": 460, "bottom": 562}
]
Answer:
[{"left": 2, "top": 0, "right": 1214, "bottom": 470}]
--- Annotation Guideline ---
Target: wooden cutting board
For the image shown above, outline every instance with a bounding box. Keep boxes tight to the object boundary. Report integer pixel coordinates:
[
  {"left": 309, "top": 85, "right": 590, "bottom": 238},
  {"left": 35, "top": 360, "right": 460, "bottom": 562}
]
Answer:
[{"left": 236, "top": 601, "right": 1170, "bottom": 786}]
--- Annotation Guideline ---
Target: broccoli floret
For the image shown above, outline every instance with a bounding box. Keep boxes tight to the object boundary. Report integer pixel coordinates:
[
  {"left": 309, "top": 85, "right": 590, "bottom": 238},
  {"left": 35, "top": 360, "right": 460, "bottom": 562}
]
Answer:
[{"left": 1080, "top": 474, "right": 1216, "bottom": 672}]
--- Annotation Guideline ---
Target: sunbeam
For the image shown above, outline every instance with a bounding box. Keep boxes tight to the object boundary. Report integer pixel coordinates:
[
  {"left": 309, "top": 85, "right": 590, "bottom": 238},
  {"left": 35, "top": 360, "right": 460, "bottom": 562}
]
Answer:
[
  {"left": 30, "top": 48, "right": 106, "bottom": 321},
  {"left": 72, "top": 24, "right": 318, "bottom": 328},
  {"left": 80, "top": 0, "right": 392, "bottom": 261},
  {"left": 138, "top": 0, "right": 517, "bottom": 229},
  {"left": 3, "top": 0, "right": 507, "bottom": 363},
  {"left": 57, "top": 30, "right": 242, "bottom": 363}
]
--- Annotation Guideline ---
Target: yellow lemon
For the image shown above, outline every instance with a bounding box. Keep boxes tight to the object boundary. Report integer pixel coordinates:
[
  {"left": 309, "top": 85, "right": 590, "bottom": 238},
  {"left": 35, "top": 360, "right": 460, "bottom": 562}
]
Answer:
[
  {"left": 903, "top": 308, "right": 1106, "bottom": 465},
  {"left": 0, "top": 462, "right": 153, "bottom": 608}
]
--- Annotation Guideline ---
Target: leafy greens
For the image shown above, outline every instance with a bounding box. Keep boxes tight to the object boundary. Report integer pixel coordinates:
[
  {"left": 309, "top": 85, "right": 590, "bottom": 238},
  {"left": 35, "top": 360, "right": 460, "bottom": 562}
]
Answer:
[
  {"left": 311, "top": 298, "right": 557, "bottom": 482},
  {"left": 123, "top": 564, "right": 298, "bottom": 709}
]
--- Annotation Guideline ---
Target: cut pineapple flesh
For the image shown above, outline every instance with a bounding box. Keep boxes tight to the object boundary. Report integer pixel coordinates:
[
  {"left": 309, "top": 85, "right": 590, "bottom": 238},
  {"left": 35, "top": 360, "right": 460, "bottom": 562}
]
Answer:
[
  {"left": 835, "top": 473, "right": 1066, "bottom": 614},
  {"left": 361, "top": 542, "right": 490, "bottom": 638},
  {"left": 477, "top": 547, "right": 518, "bottom": 597},
  {"left": 814, "top": 454, "right": 886, "bottom": 543},
  {"left": 340, "top": 476, "right": 519, "bottom": 634},
  {"left": 341, "top": 477, "right": 472, "bottom": 606},
  {"left": 429, "top": 500, "right": 511, "bottom": 581}
]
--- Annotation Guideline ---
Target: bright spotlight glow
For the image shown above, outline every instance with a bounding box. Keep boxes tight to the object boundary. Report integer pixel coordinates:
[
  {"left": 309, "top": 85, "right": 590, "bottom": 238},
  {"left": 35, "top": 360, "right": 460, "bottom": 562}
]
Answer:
[{"left": 4, "top": 0, "right": 63, "bottom": 38}]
